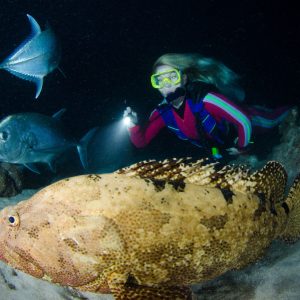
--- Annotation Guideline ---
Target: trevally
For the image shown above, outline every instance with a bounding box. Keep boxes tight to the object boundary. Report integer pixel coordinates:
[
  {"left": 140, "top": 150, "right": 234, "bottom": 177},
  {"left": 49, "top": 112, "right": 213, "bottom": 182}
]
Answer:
[
  {"left": 0, "top": 14, "right": 61, "bottom": 98},
  {"left": 0, "top": 109, "right": 98, "bottom": 173}
]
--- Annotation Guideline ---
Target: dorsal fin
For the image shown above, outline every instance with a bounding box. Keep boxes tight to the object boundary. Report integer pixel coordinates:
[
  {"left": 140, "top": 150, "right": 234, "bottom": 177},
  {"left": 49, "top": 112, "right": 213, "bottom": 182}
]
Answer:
[
  {"left": 247, "top": 161, "right": 287, "bottom": 203},
  {"left": 26, "top": 14, "right": 42, "bottom": 36},
  {"left": 201, "top": 163, "right": 251, "bottom": 189},
  {"left": 52, "top": 108, "right": 66, "bottom": 120},
  {"left": 117, "top": 157, "right": 218, "bottom": 183},
  {"left": 118, "top": 159, "right": 287, "bottom": 205},
  {"left": 209, "top": 161, "right": 287, "bottom": 204},
  {"left": 3, "top": 15, "right": 42, "bottom": 63}
]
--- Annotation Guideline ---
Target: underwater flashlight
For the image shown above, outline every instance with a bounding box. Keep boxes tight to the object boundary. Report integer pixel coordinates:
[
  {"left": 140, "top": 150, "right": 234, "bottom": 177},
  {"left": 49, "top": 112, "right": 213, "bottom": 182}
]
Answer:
[{"left": 123, "top": 116, "right": 132, "bottom": 126}]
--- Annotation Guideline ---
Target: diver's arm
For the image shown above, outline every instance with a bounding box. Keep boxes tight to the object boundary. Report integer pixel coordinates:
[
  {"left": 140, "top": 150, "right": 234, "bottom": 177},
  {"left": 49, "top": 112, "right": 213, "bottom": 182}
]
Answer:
[
  {"left": 128, "top": 109, "right": 166, "bottom": 148},
  {"left": 203, "top": 92, "right": 252, "bottom": 149}
]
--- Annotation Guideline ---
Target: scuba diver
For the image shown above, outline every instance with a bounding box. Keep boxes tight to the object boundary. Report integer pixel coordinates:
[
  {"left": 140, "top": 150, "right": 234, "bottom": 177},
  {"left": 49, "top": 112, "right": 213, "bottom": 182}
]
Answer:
[{"left": 124, "top": 53, "right": 290, "bottom": 158}]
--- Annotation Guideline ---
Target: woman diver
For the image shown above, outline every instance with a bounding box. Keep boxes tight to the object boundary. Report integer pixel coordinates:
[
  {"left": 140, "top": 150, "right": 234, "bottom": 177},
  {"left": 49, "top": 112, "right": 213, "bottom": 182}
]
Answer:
[{"left": 124, "top": 53, "right": 290, "bottom": 158}]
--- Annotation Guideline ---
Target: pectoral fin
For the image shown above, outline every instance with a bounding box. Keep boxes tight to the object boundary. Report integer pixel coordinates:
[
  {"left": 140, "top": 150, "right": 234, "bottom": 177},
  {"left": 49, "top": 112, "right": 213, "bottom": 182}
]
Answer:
[
  {"left": 24, "top": 163, "right": 40, "bottom": 174},
  {"left": 111, "top": 283, "right": 192, "bottom": 300},
  {"left": 29, "top": 146, "right": 71, "bottom": 173}
]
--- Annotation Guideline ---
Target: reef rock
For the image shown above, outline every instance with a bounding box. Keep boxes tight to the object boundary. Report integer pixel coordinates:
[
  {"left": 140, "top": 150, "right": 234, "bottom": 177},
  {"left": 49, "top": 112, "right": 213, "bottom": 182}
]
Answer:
[{"left": 0, "top": 163, "right": 23, "bottom": 197}]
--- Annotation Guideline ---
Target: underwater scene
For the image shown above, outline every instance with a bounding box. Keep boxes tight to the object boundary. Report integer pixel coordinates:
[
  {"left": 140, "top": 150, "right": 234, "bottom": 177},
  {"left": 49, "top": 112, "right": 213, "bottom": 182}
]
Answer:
[{"left": 0, "top": 1, "right": 299, "bottom": 299}]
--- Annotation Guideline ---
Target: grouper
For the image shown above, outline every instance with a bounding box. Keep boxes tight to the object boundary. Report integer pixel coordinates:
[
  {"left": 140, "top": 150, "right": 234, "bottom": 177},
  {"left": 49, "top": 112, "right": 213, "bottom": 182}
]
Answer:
[{"left": 0, "top": 158, "right": 299, "bottom": 299}]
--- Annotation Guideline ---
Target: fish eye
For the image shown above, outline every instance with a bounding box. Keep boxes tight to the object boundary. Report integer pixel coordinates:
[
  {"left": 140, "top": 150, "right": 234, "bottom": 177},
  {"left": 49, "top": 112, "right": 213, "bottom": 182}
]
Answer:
[
  {"left": 8, "top": 214, "right": 20, "bottom": 227},
  {"left": 0, "top": 131, "right": 9, "bottom": 141}
]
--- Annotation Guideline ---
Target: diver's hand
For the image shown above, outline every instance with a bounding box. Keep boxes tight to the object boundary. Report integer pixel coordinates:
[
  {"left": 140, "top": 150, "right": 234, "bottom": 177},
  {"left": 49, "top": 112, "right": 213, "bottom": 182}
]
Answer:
[
  {"left": 226, "top": 147, "right": 242, "bottom": 156},
  {"left": 123, "top": 107, "right": 138, "bottom": 128},
  {"left": 226, "top": 147, "right": 251, "bottom": 155}
]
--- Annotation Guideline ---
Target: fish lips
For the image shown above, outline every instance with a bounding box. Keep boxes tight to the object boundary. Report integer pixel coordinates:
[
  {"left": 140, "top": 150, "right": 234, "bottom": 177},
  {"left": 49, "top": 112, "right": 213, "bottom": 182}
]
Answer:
[
  {"left": 1, "top": 243, "right": 44, "bottom": 278},
  {"left": 0, "top": 209, "right": 44, "bottom": 278}
]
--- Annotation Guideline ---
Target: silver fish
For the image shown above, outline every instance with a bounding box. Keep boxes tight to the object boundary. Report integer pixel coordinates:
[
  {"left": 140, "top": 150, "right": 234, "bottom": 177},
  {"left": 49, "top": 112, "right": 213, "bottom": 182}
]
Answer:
[
  {"left": 0, "top": 109, "right": 98, "bottom": 173},
  {"left": 0, "top": 14, "right": 61, "bottom": 99}
]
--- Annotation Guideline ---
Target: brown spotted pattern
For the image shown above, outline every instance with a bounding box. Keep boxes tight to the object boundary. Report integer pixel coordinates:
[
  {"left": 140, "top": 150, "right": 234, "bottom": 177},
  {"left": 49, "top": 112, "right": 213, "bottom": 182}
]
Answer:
[{"left": 0, "top": 158, "right": 299, "bottom": 299}]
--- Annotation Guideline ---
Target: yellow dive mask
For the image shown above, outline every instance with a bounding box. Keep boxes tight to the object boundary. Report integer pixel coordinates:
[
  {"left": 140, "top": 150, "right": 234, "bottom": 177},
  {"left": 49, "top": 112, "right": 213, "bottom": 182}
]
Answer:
[{"left": 150, "top": 69, "right": 181, "bottom": 89}]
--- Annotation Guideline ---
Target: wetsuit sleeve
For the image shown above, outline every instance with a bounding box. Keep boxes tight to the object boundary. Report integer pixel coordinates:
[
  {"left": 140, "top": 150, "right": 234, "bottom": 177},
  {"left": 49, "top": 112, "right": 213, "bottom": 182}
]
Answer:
[
  {"left": 128, "top": 109, "right": 166, "bottom": 148},
  {"left": 203, "top": 92, "right": 252, "bottom": 148}
]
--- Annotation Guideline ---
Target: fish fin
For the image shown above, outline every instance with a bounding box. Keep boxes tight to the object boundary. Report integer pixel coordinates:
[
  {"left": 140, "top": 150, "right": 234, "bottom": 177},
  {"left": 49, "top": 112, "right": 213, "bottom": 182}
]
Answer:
[
  {"left": 210, "top": 161, "right": 287, "bottom": 203},
  {"left": 117, "top": 157, "right": 219, "bottom": 184},
  {"left": 111, "top": 283, "right": 192, "bottom": 300},
  {"left": 248, "top": 161, "right": 287, "bottom": 203},
  {"left": 26, "top": 14, "right": 42, "bottom": 36},
  {"left": 52, "top": 108, "right": 66, "bottom": 120},
  {"left": 24, "top": 163, "right": 40, "bottom": 174},
  {"left": 279, "top": 173, "right": 300, "bottom": 243},
  {"left": 48, "top": 160, "right": 57, "bottom": 173},
  {"left": 58, "top": 66, "right": 67, "bottom": 78},
  {"left": 0, "top": 15, "right": 41, "bottom": 65},
  {"left": 117, "top": 159, "right": 287, "bottom": 206},
  {"left": 1, "top": 68, "right": 44, "bottom": 99},
  {"left": 77, "top": 127, "right": 99, "bottom": 169},
  {"left": 2, "top": 68, "right": 39, "bottom": 82},
  {"left": 34, "top": 77, "right": 43, "bottom": 98}
]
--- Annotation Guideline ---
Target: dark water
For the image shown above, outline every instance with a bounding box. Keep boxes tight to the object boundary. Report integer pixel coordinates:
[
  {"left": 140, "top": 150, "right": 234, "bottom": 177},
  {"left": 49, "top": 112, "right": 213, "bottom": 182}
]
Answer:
[
  {"left": 0, "top": 3, "right": 300, "bottom": 298},
  {"left": 0, "top": 0, "right": 299, "bottom": 173}
]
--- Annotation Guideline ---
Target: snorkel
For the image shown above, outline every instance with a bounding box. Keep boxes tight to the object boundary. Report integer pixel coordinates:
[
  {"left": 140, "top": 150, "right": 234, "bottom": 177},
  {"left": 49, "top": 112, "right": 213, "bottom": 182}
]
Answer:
[
  {"left": 165, "top": 87, "right": 186, "bottom": 105},
  {"left": 151, "top": 67, "right": 187, "bottom": 107}
]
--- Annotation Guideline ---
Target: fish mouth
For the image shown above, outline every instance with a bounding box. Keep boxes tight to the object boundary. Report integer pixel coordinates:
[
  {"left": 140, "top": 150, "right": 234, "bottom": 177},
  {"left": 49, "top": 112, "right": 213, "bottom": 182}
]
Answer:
[
  {"left": 4, "top": 246, "right": 44, "bottom": 278},
  {"left": 0, "top": 250, "right": 8, "bottom": 264}
]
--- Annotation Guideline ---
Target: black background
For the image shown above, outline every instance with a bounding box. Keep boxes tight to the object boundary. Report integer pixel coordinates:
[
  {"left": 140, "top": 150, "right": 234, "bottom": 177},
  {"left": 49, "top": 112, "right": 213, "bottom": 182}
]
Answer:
[{"left": 0, "top": 0, "right": 299, "bottom": 172}]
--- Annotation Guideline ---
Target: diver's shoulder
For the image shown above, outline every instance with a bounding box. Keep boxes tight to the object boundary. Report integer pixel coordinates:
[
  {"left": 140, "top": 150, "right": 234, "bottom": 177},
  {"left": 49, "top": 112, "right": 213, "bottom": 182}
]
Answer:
[
  {"left": 187, "top": 81, "right": 218, "bottom": 96},
  {"left": 186, "top": 81, "right": 218, "bottom": 103}
]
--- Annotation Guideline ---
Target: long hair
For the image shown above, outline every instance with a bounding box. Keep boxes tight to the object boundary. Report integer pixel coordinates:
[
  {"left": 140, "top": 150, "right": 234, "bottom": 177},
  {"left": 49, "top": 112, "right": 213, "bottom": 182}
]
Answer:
[{"left": 153, "top": 53, "right": 245, "bottom": 102}]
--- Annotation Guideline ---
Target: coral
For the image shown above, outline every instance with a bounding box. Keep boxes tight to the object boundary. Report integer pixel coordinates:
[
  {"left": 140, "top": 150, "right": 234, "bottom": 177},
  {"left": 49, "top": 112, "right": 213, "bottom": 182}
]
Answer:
[
  {"left": 0, "top": 163, "right": 23, "bottom": 197},
  {"left": 269, "top": 107, "right": 300, "bottom": 185}
]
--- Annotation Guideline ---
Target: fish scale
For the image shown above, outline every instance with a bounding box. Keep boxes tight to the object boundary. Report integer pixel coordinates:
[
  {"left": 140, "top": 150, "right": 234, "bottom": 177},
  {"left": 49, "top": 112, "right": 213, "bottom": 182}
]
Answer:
[{"left": 0, "top": 158, "right": 299, "bottom": 299}]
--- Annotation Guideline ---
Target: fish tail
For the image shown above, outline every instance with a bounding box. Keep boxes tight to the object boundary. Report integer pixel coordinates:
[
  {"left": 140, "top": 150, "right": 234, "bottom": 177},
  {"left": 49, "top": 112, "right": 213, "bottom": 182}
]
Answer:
[
  {"left": 279, "top": 174, "right": 300, "bottom": 242},
  {"left": 77, "top": 127, "right": 99, "bottom": 169}
]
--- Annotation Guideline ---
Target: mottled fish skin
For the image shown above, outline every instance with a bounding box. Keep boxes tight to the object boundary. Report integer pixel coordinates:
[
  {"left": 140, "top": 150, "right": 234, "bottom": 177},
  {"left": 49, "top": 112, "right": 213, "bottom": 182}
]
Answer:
[{"left": 0, "top": 158, "right": 299, "bottom": 299}]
